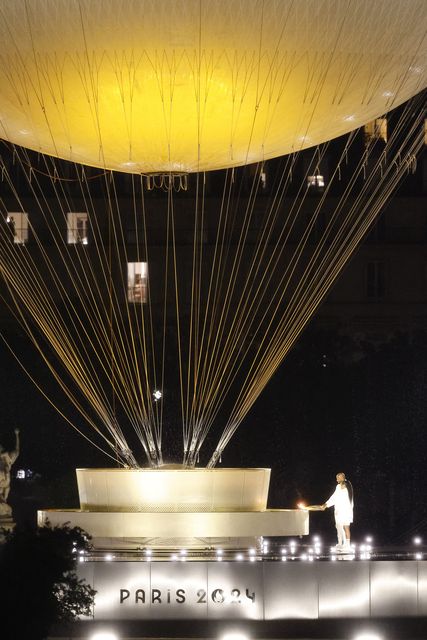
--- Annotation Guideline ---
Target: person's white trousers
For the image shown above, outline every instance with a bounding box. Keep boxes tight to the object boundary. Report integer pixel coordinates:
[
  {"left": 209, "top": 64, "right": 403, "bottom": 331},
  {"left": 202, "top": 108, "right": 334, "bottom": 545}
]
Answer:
[{"left": 335, "top": 520, "right": 346, "bottom": 545}]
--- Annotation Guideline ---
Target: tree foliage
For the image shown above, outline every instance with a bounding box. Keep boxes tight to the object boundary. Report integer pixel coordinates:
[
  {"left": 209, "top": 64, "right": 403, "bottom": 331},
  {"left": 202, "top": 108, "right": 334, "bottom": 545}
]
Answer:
[{"left": 0, "top": 522, "right": 95, "bottom": 640}]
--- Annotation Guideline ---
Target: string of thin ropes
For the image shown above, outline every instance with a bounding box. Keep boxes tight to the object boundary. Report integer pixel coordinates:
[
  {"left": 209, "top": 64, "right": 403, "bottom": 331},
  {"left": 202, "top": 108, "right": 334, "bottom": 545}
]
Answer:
[
  {"left": 0, "top": 85, "right": 424, "bottom": 467},
  {"left": 0, "top": 92, "right": 423, "bottom": 466},
  {"left": 206, "top": 96, "right": 426, "bottom": 466}
]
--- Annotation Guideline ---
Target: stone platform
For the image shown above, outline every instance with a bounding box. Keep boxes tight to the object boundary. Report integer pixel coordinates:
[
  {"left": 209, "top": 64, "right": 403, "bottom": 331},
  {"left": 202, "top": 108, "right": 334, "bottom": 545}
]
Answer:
[{"left": 75, "top": 558, "right": 427, "bottom": 621}]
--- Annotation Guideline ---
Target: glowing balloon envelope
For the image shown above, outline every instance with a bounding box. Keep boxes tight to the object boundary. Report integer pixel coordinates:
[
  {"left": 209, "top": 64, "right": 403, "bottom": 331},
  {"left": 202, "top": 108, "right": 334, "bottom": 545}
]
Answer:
[{"left": 0, "top": 0, "right": 426, "bottom": 173}]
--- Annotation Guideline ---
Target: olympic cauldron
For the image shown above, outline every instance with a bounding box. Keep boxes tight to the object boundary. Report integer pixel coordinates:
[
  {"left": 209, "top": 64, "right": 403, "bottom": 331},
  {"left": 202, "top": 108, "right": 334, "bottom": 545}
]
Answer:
[{"left": 38, "top": 466, "right": 308, "bottom": 549}]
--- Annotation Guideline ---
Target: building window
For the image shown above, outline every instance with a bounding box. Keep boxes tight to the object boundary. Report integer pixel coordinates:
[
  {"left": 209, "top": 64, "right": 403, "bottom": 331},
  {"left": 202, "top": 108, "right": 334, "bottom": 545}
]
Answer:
[
  {"left": 367, "top": 216, "right": 386, "bottom": 243},
  {"left": 307, "top": 174, "right": 325, "bottom": 189},
  {"left": 260, "top": 169, "right": 268, "bottom": 190},
  {"left": 366, "top": 261, "right": 385, "bottom": 299},
  {"left": 128, "top": 262, "right": 148, "bottom": 303},
  {"left": 67, "top": 212, "right": 88, "bottom": 244},
  {"left": 364, "top": 118, "right": 387, "bottom": 145},
  {"left": 7, "top": 212, "right": 29, "bottom": 244}
]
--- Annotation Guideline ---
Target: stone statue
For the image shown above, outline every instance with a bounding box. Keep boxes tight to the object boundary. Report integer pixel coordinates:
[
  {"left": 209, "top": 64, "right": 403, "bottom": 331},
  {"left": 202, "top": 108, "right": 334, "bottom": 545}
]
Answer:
[{"left": 0, "top": 428, "right": 20, "bottom": 518}]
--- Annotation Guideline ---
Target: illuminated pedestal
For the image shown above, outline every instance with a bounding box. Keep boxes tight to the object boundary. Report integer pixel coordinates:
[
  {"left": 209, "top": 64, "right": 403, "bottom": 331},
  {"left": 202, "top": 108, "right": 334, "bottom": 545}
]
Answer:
[
  {"left": 76, "top": 559, "right": 427, "bottom": 622},
  {"left": 38, "top": 468, "right": 308, "bottom": 549}
]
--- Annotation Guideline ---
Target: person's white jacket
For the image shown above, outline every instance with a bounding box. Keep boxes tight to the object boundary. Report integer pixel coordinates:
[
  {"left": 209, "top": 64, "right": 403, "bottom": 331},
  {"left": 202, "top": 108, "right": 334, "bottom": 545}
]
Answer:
[{"left": 326, "top": 483, "right": 353, "bottom": 525}]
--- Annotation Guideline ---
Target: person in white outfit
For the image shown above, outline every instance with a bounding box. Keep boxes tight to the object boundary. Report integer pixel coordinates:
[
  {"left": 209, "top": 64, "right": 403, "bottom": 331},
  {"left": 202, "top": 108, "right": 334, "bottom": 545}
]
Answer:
[{"left": 322, "top": 472, "right": 354, "bottom": 550}]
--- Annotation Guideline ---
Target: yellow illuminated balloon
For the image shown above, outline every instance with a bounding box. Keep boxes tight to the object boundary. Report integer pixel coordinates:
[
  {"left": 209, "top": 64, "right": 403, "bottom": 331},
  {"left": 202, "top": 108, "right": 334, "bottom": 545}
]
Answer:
[{"left": 0, "top": 0, "right": 426, "bottom": 173}]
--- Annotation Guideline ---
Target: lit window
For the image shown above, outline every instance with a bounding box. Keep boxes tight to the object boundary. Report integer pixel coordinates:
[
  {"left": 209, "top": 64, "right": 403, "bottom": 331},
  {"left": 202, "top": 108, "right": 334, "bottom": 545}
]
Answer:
[
  {"left": 16, "top": 469, "right": 26, "bottom": 479},
  {"left": 128, "top": 262, "right": 148, "bottom": 303},
  {"left": 67, "top": 212, "right": 88, "bottom": 244},
  {"left": 366, "top": 261, "right": 385, "bottom": 299},
  {"left": 364, "top": 118, "right": 387, "bottom": 144},
  {"left": 260, "top": 170, "right": 267, "bottom": 189},
  {"left": 307, "top": 174, "right": 325, "bottom": 188},
  {"left": 6, "top": 212, "right": 29, "bottom": 244}
]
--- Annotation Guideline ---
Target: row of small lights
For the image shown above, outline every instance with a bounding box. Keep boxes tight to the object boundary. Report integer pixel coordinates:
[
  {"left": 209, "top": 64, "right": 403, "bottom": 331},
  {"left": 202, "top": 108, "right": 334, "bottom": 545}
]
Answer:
[
  {"left": 89, "top": 630, "right": 384, "bottom": 640},
  {"left": 74, "top": 535, "right": 424, "bottom": 563}
]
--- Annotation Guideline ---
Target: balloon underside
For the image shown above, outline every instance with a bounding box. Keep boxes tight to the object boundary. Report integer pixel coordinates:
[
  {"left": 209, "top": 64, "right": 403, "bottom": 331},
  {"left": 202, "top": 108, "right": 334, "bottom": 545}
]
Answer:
[{"left": 0, "top": 0, "right": 425, "bottom": 173}]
